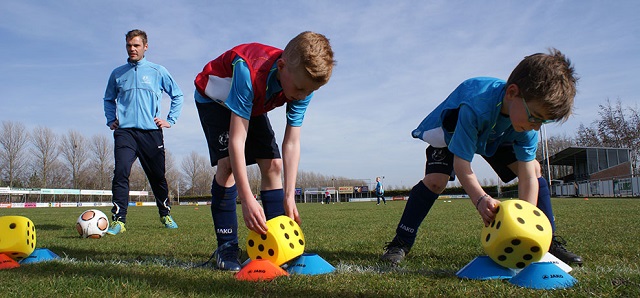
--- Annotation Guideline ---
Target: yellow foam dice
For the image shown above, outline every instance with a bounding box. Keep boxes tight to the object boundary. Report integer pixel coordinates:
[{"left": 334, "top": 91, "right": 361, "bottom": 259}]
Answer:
[
  {"left": 481, "top": 200, "right": 552, "bottom": 269},
  {"left": 246, "top": 215, "right": 305, "bottom": 266},
  {"left": 0, "top": 216, "right": 37, "bottom": 261}
]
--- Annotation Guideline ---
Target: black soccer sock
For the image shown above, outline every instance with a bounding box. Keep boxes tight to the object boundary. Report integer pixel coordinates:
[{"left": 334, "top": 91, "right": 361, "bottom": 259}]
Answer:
[
  {"left": 536, "top": 177, "right": 557, "bottom": 233},
  {"left": 395, "top": 181, "right": 439, "bottom": 247},
  {"left": 210, "top": 180, "right": 238, "bottom": 247},
  {"left": 260, "top": 189, "right": 285, "bottom": 220}
]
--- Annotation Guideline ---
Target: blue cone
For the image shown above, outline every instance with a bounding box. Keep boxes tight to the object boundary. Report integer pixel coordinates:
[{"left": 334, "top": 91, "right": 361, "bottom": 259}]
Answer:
[
  {"left": 456, "top": 256, "right": 517, "bottom": 280},
  {"left": 286, "top": 253, "right": 335, "bottom": 275},
  {"left": 509, "top": 262, "right": 577, "bottom": 289},
  {"left": 19, "top": 248, "right": 60, "bottom": 265}
]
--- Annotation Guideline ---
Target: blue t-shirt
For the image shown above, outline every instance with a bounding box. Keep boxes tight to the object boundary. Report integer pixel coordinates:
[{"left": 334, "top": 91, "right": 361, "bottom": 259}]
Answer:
[
  {"left": 411, "top": 77, "right": 538, "bottom": 162},
  {"left": 195, "top": 57, "right": 311, "bottom": 127}
]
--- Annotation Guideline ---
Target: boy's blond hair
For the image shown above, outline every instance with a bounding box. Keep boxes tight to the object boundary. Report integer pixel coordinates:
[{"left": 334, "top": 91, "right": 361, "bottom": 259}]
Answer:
[
  {"left": 507, "top": 48, "right": 578, "bottom": 122},
  {"left": 282, "top": 31, "right": 335, "bottom": 84}
]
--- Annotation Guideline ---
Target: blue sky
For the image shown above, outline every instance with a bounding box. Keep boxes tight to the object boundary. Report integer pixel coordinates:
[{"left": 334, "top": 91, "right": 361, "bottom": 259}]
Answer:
[{"left": 1, "top": 1, "right": 638, "bottom": 189}]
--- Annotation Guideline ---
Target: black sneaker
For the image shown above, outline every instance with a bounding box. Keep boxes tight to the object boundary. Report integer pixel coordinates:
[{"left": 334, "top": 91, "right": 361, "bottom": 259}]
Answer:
[
  {"left": 549, "top": 235, "right": 583, "bottom": 266},
  {"left": 381, "top": 238, "right": 411, "bottom": 264},
  {"left": 213, "top": 241, "right": 242, "bottom": 271}
]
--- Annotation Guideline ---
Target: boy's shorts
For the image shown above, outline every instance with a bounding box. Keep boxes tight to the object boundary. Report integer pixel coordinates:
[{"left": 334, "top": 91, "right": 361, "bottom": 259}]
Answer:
[
  {"left": 196, "top": 101, "right": 281, "bottom": 167},
  {"left": 425, "top": 145, "right": 518, "bottom": 183}
]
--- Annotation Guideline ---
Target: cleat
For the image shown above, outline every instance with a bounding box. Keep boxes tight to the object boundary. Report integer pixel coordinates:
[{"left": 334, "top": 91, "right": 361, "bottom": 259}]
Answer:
[
  {"left": 213, "top": 241, "right": 242, "bottom": 271},
  {"left": 381, "top": 237, "right": 411, "bottom": 264},
  {"left": 160, "top": 215, "right": 178, "bottom": 229},
  {"left": 106, "top": 220, "right": 126, "bottom": 235},
  {"left": 549, "top": 235, "right": 583, "bottom": 266}
]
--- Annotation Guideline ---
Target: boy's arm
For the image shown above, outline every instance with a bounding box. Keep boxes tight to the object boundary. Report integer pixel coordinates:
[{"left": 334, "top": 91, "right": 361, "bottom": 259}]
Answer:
[
  {"left": 229, "top": 113, "right": 268, "bottom": 234},
  {"left": 453, "top": 155, "right": 499, "bottom": 226},
  {"left": 516, "top": 160, "right": 540, "bottom": 205},
  {"left": 282, "top": 124, "right": 301, "bottom": 225}
]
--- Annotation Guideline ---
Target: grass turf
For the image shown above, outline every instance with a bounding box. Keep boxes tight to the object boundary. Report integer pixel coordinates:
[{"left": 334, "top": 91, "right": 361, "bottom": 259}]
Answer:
[{"left": 1, "top": 198, "right": 639, "bottom": 297}]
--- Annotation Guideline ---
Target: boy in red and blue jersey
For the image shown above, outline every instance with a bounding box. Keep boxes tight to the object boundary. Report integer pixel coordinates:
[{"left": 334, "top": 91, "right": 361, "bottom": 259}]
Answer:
[{"left": 194, "top": 31, "right": 335, "bottom": 271}]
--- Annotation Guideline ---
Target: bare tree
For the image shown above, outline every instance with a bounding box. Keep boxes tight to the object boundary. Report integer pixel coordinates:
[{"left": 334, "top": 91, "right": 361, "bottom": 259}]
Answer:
[
  {"left": 180, "top": 151, "right": 213, "bottom": 196},
  {"left": 575, "top": 124, "right": 600, "bottom": 147},
  {"left": 29, "top": 126, "right": 61, "bottom": 188},
  {"left": 0, "top": 121, "right": 30, "bottom": 187},
  {"left": 60, "top": 130, "right": 89, "bottom": 189},
  {"left": 88, "top": 134, "right": 113, "bottom": 190},
  {"left": 575, "top": 98, "right": 640, "bottom": 174},
  {"left": 165, "top": 150, "right": 182, "bottom": 199}
]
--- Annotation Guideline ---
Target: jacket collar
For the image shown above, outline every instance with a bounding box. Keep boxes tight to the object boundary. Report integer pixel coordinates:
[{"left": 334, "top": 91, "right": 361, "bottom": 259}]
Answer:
[{"left": 127, "top": 56, "right": 147, "bottom": 66}]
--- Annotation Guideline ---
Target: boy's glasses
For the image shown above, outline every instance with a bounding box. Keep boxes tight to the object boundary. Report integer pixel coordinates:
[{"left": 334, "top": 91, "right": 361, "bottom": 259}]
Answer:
[{"left": 521, "top": 97, "right": 555, "bottom": 124}]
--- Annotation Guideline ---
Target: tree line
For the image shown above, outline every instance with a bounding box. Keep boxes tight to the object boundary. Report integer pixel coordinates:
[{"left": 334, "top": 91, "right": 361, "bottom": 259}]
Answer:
[
  {"left": 0, "top": 122, "right": 365, "bottom": 198},
  {"left": 2, "top": 99, "right": 638, "bottom": 196}
]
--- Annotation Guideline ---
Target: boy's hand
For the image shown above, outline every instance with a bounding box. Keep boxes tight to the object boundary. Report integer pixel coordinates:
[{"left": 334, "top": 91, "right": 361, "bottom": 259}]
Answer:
[
  {"left": 241, "top": 198, "right": 268, "bottom": 234},
  {"left": 477, "top": 196, "right": 500, "bottom": 227},
  {"left": 284, "top": 199, "right": 301, "bottom": 226}
]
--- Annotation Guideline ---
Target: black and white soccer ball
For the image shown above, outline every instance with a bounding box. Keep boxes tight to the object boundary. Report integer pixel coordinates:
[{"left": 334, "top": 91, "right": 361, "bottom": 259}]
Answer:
[{"left": 76, "top": 209, "right": 109, "bottom": 239}]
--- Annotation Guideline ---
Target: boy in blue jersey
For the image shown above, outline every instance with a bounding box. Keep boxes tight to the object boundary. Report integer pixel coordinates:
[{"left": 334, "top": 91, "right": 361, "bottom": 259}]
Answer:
[
  {"left": 103, "top": 29, "right": 184, "bottom": 235},
  {"left": 194, "top": 32, "right": 335, "bottom": 271},
  {"left": 381, "top": 49, "right": 583, "bottom": 266}
]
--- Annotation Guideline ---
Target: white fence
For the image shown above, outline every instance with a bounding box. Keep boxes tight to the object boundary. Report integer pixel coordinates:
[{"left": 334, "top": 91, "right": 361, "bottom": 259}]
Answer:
[{"left": 551, "top": 176, "right": 640, "bottom": 197}]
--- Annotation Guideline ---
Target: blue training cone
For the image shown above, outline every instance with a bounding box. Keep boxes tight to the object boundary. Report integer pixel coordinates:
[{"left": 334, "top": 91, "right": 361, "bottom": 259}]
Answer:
[
  {"left": 509, "top": 262, "right": 577, "bottom": 289},
  {"left": 456, "top": 256, "right": 517, "bottom": 280},
  {"left": 19, "top": 248, "right": 60, "bottom": 264},
  {"left": 286, "top": 253, "right": 335, "bottom": 275}
]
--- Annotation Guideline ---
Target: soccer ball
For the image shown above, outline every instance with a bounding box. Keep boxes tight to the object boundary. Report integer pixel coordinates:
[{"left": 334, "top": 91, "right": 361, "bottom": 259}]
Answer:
[{"left": 76, "top": 209, "right": 109, "bottom": 239}]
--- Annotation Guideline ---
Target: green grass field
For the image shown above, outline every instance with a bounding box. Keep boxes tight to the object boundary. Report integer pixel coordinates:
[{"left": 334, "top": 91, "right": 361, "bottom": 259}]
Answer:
[{"left": 1, "top": 198, "right": 639, "bottom": 297}]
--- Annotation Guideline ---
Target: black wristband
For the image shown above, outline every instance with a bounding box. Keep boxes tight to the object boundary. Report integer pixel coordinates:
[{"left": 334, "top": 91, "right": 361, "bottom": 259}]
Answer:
[{"left": 475, "top": 194, "right": 489, "bottom": 209}]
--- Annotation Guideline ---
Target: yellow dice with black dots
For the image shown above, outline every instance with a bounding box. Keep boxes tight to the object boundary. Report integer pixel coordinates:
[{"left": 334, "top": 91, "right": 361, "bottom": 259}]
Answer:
[
  {"left": 481, "top": 200, "right": 552, "bottom": 269},
  {"left": 246, "top": 215, "right": 305, "bottom": 266},
  {"left": 0, "top": 216, "right": 37, "bottom": 261}
]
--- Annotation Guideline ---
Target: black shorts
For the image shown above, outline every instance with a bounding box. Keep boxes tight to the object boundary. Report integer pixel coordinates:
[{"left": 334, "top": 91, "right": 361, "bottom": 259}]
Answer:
[
  {"left": 425, "top": 145, "right": 518, "bottom": 183},
  {"left": 196, "top": 101, "right": 281, "bottom": 167}
]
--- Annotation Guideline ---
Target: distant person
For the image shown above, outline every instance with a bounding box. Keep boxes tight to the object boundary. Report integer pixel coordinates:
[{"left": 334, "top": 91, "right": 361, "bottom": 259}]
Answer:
[
  {"left": 324, "top": 190, "right": 331, "bottom": 204},
  {"left": 194, "top": 31, "right": 335, "bottom": 271},
  {"left": 375, "top": 177, "right": 386, "bottom": 205},
  {"left": 103, "top": 29, "right": 184, "bottom": 235},
  {"left": 380, "top": 49, "right": 583, "bottom": 266}
]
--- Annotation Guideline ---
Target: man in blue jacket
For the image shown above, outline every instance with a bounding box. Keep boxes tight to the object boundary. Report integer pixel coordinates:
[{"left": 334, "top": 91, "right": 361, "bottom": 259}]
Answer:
[{"left": 103, "top": 29, "right": 184, "bottom": 235}]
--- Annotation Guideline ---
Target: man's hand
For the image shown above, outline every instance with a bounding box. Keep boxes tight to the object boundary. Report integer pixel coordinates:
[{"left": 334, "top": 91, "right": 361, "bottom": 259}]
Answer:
[
  {"left": 154, "top": 118, "right": 171, "bottom": 128},
  {"left": 109, "top": 119, "right": 119, "bottom": 130}
]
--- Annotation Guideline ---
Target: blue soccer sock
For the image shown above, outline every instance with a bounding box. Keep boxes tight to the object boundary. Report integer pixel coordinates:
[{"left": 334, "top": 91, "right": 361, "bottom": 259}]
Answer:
[
  {"left": 535, "top": 177, "right": 557, "bottom": 233},
  {"left": 210, "top": 180, "right": 238, "bottom": 247},
  {"left": 394, "top": 181, "right": 439, "bottom": 247},
  {"left": 260, "top": 189, "right": 285, "bottom": 220}
]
